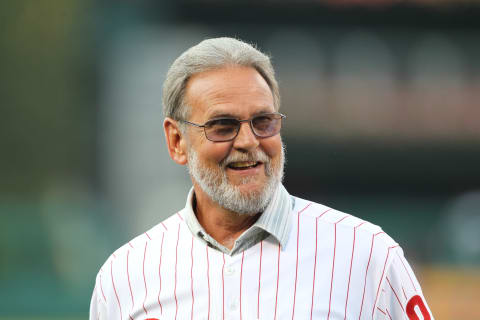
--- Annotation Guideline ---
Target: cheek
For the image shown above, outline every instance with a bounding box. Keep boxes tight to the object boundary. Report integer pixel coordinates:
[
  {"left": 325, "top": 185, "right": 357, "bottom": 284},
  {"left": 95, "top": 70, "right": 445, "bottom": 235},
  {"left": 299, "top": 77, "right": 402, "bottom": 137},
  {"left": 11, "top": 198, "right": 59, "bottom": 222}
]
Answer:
[
  {"left": 198, "top": 142, "right": 232, "bottom": 164},
  {"left": 261, "top": 137, "right": 283, "bottom": 159}
]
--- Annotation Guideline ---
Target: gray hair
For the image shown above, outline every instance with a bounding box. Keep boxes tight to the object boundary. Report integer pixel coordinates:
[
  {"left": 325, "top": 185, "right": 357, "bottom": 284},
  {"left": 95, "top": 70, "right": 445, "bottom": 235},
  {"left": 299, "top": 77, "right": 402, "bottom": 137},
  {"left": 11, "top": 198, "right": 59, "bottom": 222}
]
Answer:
[{"left": 162, "top": 37, "right": 280, "bottom": 122}]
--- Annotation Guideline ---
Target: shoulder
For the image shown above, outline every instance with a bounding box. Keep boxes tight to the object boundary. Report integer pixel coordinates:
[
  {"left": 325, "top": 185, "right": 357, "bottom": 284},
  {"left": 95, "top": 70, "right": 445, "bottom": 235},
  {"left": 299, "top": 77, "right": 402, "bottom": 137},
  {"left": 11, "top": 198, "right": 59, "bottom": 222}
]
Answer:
[{"left": 291, "top": 196, "right": 397, "bottom": 249}]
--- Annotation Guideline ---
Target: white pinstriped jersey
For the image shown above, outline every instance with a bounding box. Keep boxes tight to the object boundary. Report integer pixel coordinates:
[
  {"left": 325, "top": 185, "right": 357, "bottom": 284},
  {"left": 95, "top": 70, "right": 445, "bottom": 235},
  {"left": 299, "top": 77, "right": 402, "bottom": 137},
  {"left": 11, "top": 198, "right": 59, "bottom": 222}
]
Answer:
[{"left": 90, "top": 197, "right": 433, "bottom": 320}]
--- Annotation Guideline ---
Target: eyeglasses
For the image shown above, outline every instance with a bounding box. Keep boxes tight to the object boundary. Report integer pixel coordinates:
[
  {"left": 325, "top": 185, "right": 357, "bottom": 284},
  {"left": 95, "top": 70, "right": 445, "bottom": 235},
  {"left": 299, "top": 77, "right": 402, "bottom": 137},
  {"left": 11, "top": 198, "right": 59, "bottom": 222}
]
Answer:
[{"left": 179, "top": 112, "right": 286, "bottom": 142}]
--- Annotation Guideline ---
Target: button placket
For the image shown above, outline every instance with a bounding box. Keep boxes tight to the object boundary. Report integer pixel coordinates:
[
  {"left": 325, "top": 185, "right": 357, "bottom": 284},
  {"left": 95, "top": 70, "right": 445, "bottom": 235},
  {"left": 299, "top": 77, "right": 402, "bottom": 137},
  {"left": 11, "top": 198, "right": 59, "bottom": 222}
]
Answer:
[
  {"left": 225, "top": 265, "right": 236, "bottom": 276},
  {"left": 223, "top": 255, "right": 242, "bottom": 319},
  {"left": 229, "top": 298, "right": 239, "bottom": 311}
]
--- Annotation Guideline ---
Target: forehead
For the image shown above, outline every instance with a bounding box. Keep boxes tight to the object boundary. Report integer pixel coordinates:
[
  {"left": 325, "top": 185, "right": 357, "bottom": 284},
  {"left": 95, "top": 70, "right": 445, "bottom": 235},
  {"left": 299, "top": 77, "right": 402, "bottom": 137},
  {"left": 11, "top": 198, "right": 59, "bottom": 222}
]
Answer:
[{"left": 184, "top": 66, "right": 275, "bottom": 119}]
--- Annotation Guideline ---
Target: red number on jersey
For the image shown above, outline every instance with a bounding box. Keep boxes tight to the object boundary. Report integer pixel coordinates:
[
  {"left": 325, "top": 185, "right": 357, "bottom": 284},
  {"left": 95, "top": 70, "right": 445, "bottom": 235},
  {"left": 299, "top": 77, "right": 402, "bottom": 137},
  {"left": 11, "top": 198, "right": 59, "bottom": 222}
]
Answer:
[{"left": 406, "top": 295, "right": 431, "bottom": 320}]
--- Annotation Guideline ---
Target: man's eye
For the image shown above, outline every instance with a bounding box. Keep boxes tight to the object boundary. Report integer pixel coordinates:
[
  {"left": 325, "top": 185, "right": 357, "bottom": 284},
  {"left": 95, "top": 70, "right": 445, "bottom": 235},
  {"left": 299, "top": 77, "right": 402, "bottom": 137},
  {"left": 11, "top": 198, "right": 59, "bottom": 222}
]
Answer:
[
  {"left": 253, "top": 116, "right": 272, "bottom": 129},
  {"left": 206, "top": 119, "right": 238, "bottom": 135},
  {"left": 206, "top": 119, "right": 237, "bottom": 130},
  {"left": 213, "top": 126, "right": 236, "bottom": 135},
  {"left": 210, "top": 119, "right": 238, "bottom": 126},
  {"left": 254, "top": 115, "right": 271, "bottom": 123}
]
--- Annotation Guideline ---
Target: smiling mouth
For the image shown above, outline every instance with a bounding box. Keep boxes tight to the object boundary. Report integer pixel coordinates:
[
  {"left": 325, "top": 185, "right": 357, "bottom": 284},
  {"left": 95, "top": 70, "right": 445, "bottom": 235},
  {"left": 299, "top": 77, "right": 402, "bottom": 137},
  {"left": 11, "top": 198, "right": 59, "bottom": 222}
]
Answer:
[{"left": 227, "top": 161, "right": 261, "bottom": 170}]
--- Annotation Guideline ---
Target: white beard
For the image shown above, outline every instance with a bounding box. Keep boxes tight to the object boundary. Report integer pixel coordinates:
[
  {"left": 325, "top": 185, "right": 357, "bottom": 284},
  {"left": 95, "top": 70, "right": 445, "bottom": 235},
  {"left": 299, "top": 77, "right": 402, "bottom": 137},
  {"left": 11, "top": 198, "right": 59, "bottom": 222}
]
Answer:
[{"left": 187, "top": 145, "right": 285, "bottom": 215}]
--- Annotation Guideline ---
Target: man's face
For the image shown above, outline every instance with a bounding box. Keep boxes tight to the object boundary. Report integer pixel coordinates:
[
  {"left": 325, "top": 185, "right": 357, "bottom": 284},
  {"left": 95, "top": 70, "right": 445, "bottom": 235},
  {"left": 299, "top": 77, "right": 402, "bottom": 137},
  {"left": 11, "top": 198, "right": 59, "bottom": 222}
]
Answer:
[{"left": 183, "top": 66, "right": 284, "bottom": 214}]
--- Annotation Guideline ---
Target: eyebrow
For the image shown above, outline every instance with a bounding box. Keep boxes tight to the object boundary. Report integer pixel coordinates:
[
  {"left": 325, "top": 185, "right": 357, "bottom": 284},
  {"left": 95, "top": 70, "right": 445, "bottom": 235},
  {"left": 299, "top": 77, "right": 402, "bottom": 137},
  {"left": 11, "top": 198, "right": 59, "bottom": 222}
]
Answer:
[
  {"left": 207, "top": 112, "right": 236, "bottom": 120},
  {"left": 207, "top": 108, "right": 273, "bottom": 120}
]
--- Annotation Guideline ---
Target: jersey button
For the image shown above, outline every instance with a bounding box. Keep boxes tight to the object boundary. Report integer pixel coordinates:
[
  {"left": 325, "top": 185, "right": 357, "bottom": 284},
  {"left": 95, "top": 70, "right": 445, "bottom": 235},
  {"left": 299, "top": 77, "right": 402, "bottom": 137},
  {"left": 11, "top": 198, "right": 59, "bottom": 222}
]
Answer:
[
  {"left": 225, "top": 266, "right": 236, "bottom": 276},
  {"left": 229, "top": 299, "right": 239, "bottom": 311}
]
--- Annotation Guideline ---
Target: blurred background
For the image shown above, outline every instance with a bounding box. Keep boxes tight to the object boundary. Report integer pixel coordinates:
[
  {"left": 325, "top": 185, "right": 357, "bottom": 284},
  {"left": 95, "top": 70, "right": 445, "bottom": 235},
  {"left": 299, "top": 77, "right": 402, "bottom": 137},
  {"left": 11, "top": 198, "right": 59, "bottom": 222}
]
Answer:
[{"left": 1, "top": 0, "right": 479, "bottom": 319}]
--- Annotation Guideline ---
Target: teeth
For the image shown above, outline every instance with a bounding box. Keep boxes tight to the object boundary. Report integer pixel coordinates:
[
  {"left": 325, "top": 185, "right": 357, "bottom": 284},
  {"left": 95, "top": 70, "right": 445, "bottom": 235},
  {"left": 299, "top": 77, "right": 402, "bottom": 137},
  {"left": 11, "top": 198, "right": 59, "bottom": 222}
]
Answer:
[{"left": 229, "top": 161, "right": 257, "bottom": 168}]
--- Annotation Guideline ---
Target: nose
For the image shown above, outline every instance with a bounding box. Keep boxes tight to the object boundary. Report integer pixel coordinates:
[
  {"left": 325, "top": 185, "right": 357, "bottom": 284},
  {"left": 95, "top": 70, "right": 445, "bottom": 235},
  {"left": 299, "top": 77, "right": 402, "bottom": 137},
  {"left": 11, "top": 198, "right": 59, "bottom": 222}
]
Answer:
[{"left": 232, "top": 121, "right": 259, "bottom": 151}]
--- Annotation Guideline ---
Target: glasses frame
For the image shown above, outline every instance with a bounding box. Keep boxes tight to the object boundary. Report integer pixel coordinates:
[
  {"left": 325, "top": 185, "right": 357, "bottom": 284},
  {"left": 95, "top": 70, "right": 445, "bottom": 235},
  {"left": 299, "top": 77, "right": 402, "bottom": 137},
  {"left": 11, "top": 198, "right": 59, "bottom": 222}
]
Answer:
[{"left": 179, "top": 112, "right": 286, "bottom": 142}]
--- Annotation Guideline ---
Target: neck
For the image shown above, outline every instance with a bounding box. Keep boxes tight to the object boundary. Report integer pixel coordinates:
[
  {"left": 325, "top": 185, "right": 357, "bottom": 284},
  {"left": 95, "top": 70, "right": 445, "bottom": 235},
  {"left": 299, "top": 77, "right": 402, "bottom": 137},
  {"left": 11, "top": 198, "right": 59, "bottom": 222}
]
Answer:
[{"left": 192, "top": 183, "right": 260, "bottom": 250}]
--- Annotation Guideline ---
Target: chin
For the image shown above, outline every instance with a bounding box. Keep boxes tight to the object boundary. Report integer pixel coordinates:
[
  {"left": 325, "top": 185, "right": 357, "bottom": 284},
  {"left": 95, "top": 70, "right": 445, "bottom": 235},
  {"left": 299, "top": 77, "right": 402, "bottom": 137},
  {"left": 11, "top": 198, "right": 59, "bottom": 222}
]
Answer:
[
  {"left": 231, "top": 178, "right": 266, "bottom": 192},
  {"left": 187, "top": 146, "right": 283, "bottom": 214}
]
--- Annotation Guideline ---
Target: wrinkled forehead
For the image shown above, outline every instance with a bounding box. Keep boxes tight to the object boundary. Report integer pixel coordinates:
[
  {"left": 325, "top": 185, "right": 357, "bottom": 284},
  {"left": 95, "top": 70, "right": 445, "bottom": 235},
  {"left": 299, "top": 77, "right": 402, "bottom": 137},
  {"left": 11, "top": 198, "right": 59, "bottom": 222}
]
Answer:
[{"left": 184, "top": 67, "right": 275, "bottom": 120}]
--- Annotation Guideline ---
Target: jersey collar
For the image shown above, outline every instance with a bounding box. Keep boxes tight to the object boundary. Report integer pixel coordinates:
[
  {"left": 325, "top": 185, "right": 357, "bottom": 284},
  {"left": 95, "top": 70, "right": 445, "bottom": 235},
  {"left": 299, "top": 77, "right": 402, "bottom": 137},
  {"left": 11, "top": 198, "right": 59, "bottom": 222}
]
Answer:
[{"left": 182, "top": 183, "right": 293, "bottom": 255}]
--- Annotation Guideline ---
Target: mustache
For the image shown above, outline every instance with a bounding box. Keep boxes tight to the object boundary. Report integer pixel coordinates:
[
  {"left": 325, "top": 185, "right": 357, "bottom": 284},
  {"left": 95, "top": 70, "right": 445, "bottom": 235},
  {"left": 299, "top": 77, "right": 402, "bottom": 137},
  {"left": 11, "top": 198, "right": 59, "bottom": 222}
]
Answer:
[{"left": 220, "top": 150, "right": 270, "bottom": 168}]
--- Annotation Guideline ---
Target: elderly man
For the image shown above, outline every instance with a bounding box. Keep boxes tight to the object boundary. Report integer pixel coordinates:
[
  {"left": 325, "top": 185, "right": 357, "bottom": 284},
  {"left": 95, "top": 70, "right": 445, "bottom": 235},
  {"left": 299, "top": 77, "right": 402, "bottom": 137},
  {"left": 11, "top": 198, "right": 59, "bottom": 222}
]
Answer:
[{"left": 90, "top": 37, "right": 433, "bottom": 320}]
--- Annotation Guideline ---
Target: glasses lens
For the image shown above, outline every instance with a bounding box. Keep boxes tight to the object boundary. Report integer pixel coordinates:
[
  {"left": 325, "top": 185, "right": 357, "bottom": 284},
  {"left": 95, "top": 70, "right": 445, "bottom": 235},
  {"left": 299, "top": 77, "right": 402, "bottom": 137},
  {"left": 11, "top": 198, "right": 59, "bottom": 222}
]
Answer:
[
  {"left": 204, "top": 118, "right": 239, "bottom": 141},
  {"left": 252, "top": 114, "right": 282, "bottom": 137}
]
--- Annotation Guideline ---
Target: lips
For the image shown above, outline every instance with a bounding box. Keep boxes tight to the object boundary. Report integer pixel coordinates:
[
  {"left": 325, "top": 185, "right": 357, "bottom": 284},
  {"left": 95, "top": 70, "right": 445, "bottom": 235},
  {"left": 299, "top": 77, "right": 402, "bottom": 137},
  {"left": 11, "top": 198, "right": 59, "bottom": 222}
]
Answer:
[{"left": 227, "top": 161, "right": 261, "bottom": 170}]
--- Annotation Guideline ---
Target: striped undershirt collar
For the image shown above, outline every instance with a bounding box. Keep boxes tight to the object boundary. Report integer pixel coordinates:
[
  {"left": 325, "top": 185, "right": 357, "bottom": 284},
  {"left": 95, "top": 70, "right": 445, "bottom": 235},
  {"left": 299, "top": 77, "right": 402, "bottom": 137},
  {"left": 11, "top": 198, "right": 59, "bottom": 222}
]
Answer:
[{"left": 183, "top": 183, "right": 294, "bottom": 256}]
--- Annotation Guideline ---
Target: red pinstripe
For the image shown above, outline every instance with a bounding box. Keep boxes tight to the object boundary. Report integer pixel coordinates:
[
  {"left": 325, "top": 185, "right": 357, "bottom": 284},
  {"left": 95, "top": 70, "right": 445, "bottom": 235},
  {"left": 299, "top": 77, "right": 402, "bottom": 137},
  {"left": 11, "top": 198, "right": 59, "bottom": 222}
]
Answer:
[
  {"left": 206, "top": 246, "right": 211, "bottom": 320},
  {"left": 396, "top": 251, "right": 417, "bottom": 293},
  {"left": 291, "top": 213, "right": 300, "bottom": 320},
  {"left": 274, "top": 243, "right": 281, "bottom": 320},
  {"left": 145, "top": 232, "right": 152, "bottom": 240},
  {"left": 344, "top": 222, "right": 366, "bottom": 320},
  {"left": 292, "top": 203, "right": 312, "bottom": 320},
  {"left": 222, "top": 253, "right": 225, "bottom": 320},
  {"left": 257, "top": 241, "right": 263, "bottom": 319},
  {"left": 110, "top": 260, "right": 123, "bottom": 319},
  {"left": 377, "top": 307, "right": 386, "bottom": 315},
  {"left": 128, "top": 242, "right": 134, "bottom": 249},
  {"left": 127, "top": 251, "right": 135, "bottom": 308},
  {"left": 157, "top": 233, "right": 164, "bottom": 314},
  {"left": 176, "top": 212, "right": 184, "bottom": 221},
  {"left": 360, "top": 231, "right": 385, "bottom": 320},
  {"left": 358, "top": 234, "right": 376, "bottom": 320},
  {"left": 310, "top": 208, "right": 332, "bottom": 319},
  {"left": 161, "top": 222, "right": 168, "bottom": 231},
  {"left": 386, "top": 308, "right": 393, "bottom": 320},
  {"left": 310, "top": 217, "right": 319, "bottom": 320},
  {"left": 318, "top": 208, "right": 332, "bottom": 219},
  {"left": 327, "top": 215, "right": 349, "bottom": 320},
  {"left": 142, "top": 242, "right": 148, "bottom": 315},
  {"left": 190, "top": 237, "right": 195, "bottom": 320},
  {"left": 372, "top": 245, "right": 400, "bottom": 318},
  {"left": 402, "top": 286, "right": 407, "bottom": 301},
  {"left": 99, "top": 274, "right": 107, "bottom": 303},
  {"left": 240, "top": 251, "right": 245, "bottom": 320},
  {"left": 335, "top": 215, "right": 350, "bottom": 225},
  {"left": 386, "top": 277, "right": 404, "bottom": 310},
  {"left": 174, "top": 224, "right": 180, "bottom": 320}
]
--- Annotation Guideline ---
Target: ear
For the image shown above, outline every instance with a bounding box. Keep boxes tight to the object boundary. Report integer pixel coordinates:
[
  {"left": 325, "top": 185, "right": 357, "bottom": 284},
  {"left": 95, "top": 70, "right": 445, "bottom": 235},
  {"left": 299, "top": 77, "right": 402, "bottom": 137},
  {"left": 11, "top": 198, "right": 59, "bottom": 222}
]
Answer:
[{"left": 164, "top": 117, "right": 188, "bottom": 165}]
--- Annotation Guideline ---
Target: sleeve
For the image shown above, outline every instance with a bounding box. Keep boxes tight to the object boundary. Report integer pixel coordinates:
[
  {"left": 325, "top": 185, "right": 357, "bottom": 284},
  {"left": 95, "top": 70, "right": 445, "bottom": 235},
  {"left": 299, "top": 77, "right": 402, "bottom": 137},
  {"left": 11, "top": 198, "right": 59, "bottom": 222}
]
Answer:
[
  {"left": 89, "top": 271, "right": 107, "bottom": 320},
  {"left": 375, "top": 247, "right": 434, "bottom": 320}
]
